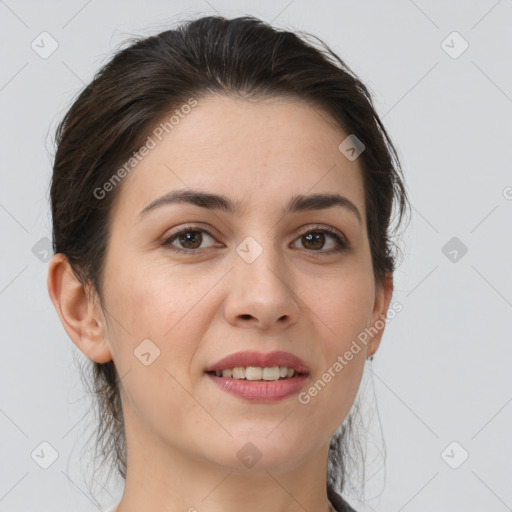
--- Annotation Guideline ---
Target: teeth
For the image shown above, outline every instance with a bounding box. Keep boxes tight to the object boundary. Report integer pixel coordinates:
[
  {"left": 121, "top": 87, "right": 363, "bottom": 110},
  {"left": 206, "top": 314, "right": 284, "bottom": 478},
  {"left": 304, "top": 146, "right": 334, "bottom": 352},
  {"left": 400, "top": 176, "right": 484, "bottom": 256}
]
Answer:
[
  {"left": 212, "top": 366, "right": 298, "bottom": 381},
  {"left": 233, "top": 367, "right": 245, "bottom": 379},
  {"left": 262, "top": 366, "right": 280, "bottom": 380},
  {"left": 245, "top": 367, "right": 262, "bottom": 380}
]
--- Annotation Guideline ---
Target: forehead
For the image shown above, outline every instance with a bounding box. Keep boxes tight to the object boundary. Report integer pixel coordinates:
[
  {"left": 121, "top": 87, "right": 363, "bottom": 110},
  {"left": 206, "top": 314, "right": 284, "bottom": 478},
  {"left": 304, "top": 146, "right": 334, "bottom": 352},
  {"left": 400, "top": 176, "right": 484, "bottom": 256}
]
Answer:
[{"left": 112, "top": 94, "right": 365, "bottom": 221}]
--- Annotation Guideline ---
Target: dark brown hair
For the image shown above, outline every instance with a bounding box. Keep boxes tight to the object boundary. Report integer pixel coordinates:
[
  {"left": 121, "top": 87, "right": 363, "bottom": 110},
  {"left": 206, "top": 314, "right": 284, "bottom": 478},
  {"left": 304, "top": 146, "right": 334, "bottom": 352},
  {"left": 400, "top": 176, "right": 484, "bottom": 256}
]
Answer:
[{"left": 50, "top": 14, "right": 410, "bottom": 507}]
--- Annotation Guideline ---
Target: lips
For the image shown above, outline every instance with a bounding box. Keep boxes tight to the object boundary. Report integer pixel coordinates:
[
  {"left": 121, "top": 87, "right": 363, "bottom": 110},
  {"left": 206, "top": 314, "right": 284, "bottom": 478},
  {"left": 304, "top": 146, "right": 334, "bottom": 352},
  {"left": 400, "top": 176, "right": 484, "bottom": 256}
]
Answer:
[{"left": 204, "top": 350, "right": 310, "bottom": 375}]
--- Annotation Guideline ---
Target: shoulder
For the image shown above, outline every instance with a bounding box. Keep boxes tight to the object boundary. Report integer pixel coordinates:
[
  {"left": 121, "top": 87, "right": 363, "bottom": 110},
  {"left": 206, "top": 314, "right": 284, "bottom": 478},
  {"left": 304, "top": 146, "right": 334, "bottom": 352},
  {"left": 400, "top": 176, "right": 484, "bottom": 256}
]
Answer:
[
  {"left": 328, "top": 490, "right": 358, "bottom": 512},
  {"left": 342, "top": 501, "right": 358, "bottom": 512}
]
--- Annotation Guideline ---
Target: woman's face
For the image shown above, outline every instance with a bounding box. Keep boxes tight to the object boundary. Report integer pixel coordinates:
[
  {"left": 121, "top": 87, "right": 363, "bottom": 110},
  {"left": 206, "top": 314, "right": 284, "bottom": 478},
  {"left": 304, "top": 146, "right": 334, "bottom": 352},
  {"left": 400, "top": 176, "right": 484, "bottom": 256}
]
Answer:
[{"left": 93, "top": 95, "right": 391, "bottom": 473}]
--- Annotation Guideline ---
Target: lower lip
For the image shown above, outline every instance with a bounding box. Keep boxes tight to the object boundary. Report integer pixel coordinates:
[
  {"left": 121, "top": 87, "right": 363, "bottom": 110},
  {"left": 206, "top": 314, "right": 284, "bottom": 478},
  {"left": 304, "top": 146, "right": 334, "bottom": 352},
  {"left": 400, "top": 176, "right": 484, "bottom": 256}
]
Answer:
[{"left": 206, "top": 373, "right": 309, "bottom": 402}]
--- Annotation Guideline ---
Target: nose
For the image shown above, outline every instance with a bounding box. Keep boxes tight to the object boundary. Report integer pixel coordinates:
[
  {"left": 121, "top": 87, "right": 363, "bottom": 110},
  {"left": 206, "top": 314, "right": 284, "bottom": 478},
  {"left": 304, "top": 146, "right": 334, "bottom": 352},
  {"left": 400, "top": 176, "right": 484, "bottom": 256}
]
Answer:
[{"left": 223, "top": 241, "right": 301, "bottom": 330}]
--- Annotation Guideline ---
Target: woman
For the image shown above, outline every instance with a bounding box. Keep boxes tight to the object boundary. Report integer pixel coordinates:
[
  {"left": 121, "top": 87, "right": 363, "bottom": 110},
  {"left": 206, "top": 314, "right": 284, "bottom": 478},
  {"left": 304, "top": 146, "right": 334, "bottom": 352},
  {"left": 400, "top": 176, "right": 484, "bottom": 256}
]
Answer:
[{"left": 47, "top": 15, "right": 409, "bottom": 512}]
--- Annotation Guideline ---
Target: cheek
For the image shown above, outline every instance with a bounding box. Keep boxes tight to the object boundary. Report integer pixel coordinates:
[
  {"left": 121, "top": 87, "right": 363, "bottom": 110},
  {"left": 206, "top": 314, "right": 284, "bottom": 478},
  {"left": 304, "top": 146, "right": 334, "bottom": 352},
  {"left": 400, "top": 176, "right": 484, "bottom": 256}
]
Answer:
[
  {"left": 107, "top": 255, "right": 211, "bottom": 337},
  {"left": 299, "top": 270, "right": 372, "bottom": 406},
  {"left": 105, "top": 257, "right": 223, "bottom": 382},
  {"left": 300, "top": 268, "right": 374, "bottom": 342},
  {"left": 118, "top": 355, "right": 204, "bottom": 449},
  {"left": 107, "top": 263, "right": 213, "bottom": 432}
]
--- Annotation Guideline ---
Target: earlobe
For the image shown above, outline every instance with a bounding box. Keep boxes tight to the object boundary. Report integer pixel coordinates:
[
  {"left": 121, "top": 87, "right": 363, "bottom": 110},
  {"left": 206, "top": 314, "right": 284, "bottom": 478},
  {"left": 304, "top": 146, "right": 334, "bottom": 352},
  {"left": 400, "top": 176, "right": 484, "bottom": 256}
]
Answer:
[
  {"left": 366, "top": 272, "right": 394, "bottom": 358},
  {"left": 47, "top": 253, "right": 113, "bottom": 363}
]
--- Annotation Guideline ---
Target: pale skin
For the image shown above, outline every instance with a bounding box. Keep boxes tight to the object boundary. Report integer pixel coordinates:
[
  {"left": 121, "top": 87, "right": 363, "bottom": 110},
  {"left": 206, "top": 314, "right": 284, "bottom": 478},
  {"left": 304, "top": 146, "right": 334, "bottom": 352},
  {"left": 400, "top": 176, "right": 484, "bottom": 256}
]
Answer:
[{"left": 48, "top": 94, "right": 393, "bottom": 512}]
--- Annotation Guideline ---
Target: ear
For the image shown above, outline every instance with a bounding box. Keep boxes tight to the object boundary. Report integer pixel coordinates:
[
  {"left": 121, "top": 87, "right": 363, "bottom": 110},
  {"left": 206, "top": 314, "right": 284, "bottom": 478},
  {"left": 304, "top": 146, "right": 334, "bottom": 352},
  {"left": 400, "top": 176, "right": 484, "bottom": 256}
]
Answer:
[
  {"left": 47, "top": 253, "right": 112, "bottom": 363},
  {"left": 366, "top": 272, "right": 394, "bottom": 358}
]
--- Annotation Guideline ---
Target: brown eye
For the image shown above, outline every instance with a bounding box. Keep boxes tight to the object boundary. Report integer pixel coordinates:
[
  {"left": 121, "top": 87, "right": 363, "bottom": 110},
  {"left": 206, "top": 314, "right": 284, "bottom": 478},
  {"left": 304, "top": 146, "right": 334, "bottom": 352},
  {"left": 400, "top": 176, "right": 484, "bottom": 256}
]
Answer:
[
  {"left": 163, "top": 226, "right": 218, "bottom": 253},
  {"left": 291, "top": 226, "right": 349, "bottom": 254},
  {"left": 301, "top": 232, "right": 326, "bottom": 250},
  {"left": 177, "top": 230, "right": 203, "bottom": 249}
]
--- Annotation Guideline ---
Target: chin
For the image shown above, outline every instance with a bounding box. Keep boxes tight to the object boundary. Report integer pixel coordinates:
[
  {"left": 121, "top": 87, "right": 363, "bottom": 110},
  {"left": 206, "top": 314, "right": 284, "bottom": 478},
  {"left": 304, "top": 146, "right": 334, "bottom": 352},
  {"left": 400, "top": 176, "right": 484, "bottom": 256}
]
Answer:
[{"left": 201, "top": 434, "right": 311, "bottom": 474}]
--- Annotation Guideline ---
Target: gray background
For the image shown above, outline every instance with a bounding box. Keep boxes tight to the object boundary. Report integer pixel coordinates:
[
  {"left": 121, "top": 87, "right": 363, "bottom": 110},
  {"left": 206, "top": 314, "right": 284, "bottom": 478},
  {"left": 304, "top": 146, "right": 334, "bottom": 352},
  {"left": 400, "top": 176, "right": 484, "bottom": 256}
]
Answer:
[{"left": 1, "top": 1, "right": 511, "bottom": 511}]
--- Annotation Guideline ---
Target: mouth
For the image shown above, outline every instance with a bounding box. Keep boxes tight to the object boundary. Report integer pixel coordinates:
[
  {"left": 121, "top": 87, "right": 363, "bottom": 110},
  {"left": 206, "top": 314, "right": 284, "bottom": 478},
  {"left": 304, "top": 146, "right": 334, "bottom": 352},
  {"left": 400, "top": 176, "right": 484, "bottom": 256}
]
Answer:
[
  {"left": 204, "top": 350, "right": 310, "bottom": 402},
  {"left": 204, "top": 350, "right": 310, "bottom": 376}
]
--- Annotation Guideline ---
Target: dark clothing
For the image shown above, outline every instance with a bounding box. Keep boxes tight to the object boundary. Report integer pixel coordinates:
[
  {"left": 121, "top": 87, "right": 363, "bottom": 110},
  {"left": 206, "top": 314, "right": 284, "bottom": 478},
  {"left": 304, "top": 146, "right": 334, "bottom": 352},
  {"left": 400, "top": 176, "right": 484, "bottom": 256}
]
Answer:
[{"left": 328, "top": 489, "right": 358, "bottom": 512}]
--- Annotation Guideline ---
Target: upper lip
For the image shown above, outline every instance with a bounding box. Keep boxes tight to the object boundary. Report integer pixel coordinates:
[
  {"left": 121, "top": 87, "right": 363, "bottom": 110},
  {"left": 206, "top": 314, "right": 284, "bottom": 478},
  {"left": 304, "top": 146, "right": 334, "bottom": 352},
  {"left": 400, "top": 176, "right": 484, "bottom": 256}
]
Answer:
[{"left": 204, "top": 350, "right": 310, "bottom": 374}]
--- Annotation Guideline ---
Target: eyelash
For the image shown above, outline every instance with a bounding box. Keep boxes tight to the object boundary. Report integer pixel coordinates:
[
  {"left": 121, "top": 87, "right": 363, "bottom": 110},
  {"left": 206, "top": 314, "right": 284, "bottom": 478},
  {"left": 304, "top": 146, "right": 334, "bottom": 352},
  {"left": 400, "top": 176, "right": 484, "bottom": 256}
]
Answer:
[{"left": 162, "top": 224, "right": 350, "bottom": 255}]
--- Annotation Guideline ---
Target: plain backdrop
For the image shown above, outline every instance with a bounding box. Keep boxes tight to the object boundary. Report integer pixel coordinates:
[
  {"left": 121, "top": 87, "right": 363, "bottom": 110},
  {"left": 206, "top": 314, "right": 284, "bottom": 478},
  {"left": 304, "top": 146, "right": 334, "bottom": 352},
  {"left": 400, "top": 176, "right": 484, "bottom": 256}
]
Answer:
[{"left": 1, "top": 1, "right": 511, "bottom": 511}]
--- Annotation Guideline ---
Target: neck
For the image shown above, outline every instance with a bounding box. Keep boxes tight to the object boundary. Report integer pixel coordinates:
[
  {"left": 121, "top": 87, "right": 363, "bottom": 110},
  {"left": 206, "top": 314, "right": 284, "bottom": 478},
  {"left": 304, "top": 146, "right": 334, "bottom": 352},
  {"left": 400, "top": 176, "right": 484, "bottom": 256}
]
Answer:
[{"left": 115, "top": 408, "right": 334, "bottom": 512}]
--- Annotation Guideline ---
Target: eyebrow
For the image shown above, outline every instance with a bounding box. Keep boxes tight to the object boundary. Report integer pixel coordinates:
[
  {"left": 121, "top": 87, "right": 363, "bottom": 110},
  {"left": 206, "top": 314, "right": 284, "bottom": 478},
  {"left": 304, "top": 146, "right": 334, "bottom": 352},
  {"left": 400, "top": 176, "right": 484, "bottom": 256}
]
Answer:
[{"left": 138, "top": 189, "right": 363, "bottom": 225}]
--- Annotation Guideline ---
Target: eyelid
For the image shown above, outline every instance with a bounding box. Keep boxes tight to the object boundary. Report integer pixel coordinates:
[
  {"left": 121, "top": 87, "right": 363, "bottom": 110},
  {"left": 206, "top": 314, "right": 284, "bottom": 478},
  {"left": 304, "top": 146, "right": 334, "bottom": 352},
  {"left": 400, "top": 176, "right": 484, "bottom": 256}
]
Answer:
[{"left": 163, "top": 222, "right": 220, "bottom": 240}]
